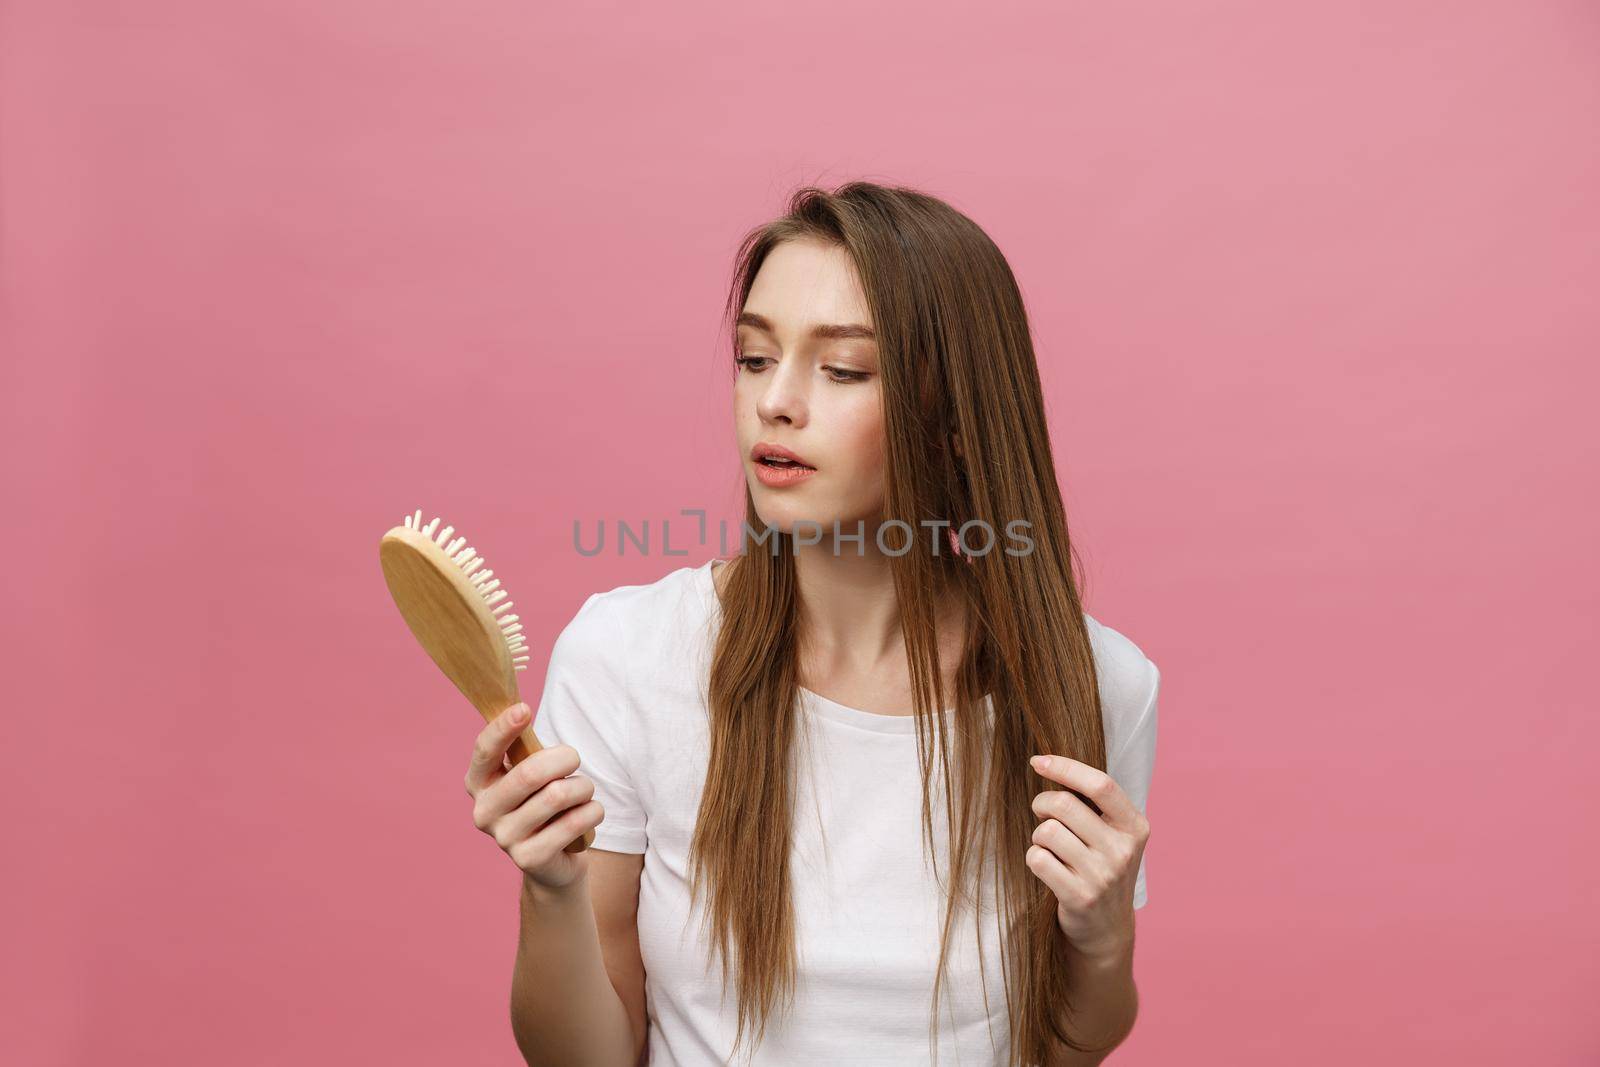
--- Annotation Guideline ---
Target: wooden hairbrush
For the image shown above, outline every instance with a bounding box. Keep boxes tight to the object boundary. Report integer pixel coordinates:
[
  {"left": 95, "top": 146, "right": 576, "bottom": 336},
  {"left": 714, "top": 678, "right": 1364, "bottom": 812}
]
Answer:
[{"left": 379, "top": 508, "right": 593, "bottom": 853}]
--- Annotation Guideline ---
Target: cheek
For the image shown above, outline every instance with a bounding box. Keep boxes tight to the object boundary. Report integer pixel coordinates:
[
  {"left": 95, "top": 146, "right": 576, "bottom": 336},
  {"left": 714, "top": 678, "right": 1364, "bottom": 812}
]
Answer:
[
  {"left": 731, "top": 379, "right": 759, "bottom": 431},
  {"left": 836, "top": 395, "right": 887, "bottom": 480}
]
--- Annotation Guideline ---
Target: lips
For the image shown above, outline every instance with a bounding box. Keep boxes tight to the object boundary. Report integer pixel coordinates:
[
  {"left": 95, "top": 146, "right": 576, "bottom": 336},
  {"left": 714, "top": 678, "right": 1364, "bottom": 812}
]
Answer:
[
  {"left": 751, "top": 442, "right": 815, "bottom": 470},
  {"left": 752, "top": 458, "right": 816, "bottom": 488}
]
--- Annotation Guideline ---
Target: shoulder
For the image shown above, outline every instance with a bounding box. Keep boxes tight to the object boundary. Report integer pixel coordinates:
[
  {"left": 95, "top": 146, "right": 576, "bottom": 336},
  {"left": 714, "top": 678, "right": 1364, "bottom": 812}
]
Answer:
[
  {"left": 1083, "top": 612, "right": 1160, "bottom": 760},
  {"left": 555, "top": 560, "right": 717, "bottom": 672},
  {"left": 578, "top": 559, "right": 715, "bottom": 631}
]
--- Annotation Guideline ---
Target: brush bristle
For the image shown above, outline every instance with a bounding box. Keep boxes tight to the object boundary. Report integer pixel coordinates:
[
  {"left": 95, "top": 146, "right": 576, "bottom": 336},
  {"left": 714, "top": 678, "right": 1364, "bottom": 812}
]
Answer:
[{"left": 403, "top": 509, "right": 530, "bottom": 671}]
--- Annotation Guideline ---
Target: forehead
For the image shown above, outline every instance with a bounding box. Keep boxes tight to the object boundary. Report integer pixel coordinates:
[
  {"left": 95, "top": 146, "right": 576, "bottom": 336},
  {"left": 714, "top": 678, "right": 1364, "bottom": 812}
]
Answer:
[{"left": 741, "top": 239, "right": 873, "bottom": 333}]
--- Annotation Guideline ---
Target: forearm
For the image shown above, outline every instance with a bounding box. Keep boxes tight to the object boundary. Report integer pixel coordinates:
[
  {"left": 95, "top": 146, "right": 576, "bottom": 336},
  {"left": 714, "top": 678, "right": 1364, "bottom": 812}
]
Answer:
[
  {"left": 1046, "top": 937, "right": 1139, "bottom": 1066},
  {"left": 509, "top": 875, "right": 640, "bottom": 1067}
]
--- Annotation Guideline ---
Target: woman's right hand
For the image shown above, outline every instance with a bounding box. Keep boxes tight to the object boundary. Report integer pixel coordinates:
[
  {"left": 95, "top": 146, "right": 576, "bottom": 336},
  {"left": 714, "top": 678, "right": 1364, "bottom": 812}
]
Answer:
[{"left": 464, "top": 702, "right": 605, "bottom": 892}]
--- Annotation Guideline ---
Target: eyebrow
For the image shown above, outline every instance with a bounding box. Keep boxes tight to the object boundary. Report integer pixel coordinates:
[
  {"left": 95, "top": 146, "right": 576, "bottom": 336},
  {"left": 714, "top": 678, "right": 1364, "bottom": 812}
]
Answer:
[{"left": 736, "top": 311, "right": 876, "bottom": 342}]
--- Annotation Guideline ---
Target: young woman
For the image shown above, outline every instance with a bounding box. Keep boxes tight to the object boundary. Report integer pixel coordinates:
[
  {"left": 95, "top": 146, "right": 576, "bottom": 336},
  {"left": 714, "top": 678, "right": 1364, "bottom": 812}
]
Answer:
[{"left": 464, "top": 182, "right": 1161, "bottom": 1067}]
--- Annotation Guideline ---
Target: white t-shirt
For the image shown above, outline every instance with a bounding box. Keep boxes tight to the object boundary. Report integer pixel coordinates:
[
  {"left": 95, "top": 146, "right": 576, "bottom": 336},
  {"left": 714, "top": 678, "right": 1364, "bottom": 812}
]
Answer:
[{"left": 532, "top": 558, "right": 1160, "bottom": 1067}]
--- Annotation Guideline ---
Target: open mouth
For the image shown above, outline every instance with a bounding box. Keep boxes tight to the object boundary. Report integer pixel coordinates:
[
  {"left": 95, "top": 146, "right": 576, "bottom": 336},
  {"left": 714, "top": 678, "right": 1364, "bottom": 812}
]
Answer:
[{"left": 757, "top": 457, "right": 815, "bottom": 471}]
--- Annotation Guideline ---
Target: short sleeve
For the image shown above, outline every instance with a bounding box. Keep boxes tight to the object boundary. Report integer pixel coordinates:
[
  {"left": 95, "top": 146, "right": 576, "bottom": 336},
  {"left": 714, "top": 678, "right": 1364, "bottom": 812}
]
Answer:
[
  {"left": 529, "top": 593, "right": 647, "bottom": 853},
  {"left": 1109, "top": 662, "right": 1159, "bottom": 910}
]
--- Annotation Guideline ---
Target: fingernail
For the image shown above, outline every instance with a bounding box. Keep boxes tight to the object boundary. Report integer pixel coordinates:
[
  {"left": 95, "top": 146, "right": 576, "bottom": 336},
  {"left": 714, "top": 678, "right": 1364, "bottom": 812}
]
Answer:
[
  {"left": 1030, "top": 755, "right": 1047, "bottom": 771},
  {"left": 512, "top": 704, "right": 529, "bottom": 722}
]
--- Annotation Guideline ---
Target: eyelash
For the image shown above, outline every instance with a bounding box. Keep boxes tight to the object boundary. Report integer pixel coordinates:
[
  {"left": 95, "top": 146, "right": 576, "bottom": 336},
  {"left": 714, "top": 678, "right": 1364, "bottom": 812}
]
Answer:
[{"left": 734, "top": 354, "right": 870, "bottom": 383}]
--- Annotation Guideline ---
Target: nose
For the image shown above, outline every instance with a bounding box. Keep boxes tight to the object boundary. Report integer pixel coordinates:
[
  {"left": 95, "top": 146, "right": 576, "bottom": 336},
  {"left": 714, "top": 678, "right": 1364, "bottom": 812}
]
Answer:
[{"left": 755, "top": 360, "right": 809, "bottom": 427}]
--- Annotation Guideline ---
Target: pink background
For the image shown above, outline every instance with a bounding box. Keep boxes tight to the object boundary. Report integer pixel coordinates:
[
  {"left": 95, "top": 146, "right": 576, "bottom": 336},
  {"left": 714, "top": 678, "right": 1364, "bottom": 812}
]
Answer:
[{"left": 3, "top": 2, "right": 1596, "bottom": 1063}]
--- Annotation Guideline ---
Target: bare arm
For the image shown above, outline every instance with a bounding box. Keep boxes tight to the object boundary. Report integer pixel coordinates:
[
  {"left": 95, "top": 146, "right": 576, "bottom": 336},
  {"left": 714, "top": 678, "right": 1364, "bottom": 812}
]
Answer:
[
  {"left": 1046, "top": 937, "right": 1139, "bottom": 1066},
  {"left": 463, "top": 703, "right": 649, "bottom": 1067},
  {"left": 510, "top": 851, "right": 648, "bottom": 1067}
]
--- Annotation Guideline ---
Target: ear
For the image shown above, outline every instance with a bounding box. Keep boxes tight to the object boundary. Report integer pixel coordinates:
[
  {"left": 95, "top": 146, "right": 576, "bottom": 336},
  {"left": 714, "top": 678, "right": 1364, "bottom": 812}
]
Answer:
[{"left": 951, "top": 432, "right": 966, "bottom": 463}]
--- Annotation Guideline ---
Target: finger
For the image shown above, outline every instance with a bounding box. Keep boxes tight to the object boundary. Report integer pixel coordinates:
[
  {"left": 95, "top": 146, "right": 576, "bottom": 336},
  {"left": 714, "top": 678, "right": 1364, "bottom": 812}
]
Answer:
[
  {"left": 1030, "top": 786, "right": 1114, "bottom": 852},
  {"left": 1031, "top": 816, "right": 1093, "bottom": 872},
  {"left": 509, "top": 798, "right": 605, "bottom": 869},
  {"left": 477, "top": 744, "right": 581, "bottom": 827},
  {"left": 466, "top": 703, "right": 532, "bottom": 794},
  {"left": 1025, "top": 843, "right": 1082, "bottom": 903},
  {"left": 1029, "top": 754, "right": 1138, "bottom": 831},
  {"left": 494, "top": 771, "right": 596, "bottom": 848}
]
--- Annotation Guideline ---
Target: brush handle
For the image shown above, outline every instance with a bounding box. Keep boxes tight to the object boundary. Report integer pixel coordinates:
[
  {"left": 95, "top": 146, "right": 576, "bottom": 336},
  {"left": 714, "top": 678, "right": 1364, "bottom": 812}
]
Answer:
[{"left": 508, "top": 727, "right": 594, "bottom": 854}]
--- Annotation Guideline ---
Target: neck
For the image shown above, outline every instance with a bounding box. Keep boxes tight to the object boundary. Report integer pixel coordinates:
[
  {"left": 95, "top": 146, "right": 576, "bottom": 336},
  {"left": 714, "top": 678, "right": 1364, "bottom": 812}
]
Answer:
[{"left": 788, "top": 537, "right": 966, "bottom": 679}]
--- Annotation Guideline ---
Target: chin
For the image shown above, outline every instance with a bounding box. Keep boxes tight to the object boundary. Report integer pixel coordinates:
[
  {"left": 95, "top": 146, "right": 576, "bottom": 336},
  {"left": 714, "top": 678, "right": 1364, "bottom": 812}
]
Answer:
[
  {"left": 749, "top": 505, "right": 806, "bottom": 537},
  {"left": 750, "top": 500, "right": 822, "bottom": 537},
  {"left": 752, "top": 502, "right": 878, "bottom": 546}
]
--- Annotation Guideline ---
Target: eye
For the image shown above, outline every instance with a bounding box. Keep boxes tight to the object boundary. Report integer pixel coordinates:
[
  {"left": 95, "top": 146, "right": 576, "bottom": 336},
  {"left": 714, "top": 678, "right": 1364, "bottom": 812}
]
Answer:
[
  {"left": 735, "top": 353, "right": 869, "bottom": 383},
  {"left": 734, "top": 354, "right": 771, "bottom": 372}
]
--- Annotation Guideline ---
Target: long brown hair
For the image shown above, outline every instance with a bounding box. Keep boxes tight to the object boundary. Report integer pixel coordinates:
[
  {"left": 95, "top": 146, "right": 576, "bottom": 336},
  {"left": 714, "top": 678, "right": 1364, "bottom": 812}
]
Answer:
[{"left": 689, "top": 181, "right": 1108, "bottom": 1067}]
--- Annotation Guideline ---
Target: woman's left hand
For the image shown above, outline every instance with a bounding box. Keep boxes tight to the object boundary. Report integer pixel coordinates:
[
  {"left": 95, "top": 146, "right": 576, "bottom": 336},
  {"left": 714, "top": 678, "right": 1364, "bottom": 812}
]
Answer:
[{"left": 1026, "top": 753, "right": 1150, "bottom": 960}]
